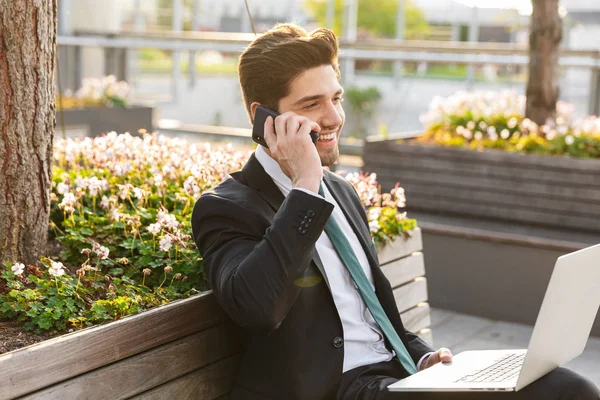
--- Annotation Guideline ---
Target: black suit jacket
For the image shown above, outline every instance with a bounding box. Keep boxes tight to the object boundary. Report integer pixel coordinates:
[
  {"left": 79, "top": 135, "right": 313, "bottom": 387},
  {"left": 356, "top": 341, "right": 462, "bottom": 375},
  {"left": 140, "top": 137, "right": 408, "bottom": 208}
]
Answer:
[{"left": 191, "top": 153, "right": 433, "bottom": 400}]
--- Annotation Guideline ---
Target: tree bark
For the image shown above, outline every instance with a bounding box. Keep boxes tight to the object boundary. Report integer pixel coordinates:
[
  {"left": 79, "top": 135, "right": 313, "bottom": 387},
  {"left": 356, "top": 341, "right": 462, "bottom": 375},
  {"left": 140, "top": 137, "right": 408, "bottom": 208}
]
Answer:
[
  {"left": 525, "top": 0, "right": 562, "bottom": 126},
  {"left": 0, "top": 0, "right": 57, "bottom": 266}
]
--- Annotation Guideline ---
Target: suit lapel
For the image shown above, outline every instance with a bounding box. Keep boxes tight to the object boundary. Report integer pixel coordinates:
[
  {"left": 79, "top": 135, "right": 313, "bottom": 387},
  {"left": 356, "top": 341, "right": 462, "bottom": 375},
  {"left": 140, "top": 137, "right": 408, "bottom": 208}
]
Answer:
[{"left": 241, "top": 153, "right": 330, "bottom": 287}]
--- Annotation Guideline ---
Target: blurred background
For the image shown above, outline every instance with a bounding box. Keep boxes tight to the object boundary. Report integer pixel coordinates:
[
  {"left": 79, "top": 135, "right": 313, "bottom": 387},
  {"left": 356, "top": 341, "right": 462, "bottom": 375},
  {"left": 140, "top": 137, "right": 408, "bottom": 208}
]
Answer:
[{"left": 55, "top": 0, "right": 600, "bottom": 138}]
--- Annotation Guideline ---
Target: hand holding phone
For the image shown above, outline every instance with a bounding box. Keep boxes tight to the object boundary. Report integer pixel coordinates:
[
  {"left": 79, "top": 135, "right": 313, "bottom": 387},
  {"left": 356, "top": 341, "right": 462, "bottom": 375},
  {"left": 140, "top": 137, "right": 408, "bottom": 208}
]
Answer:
[
  {"left": 252, "top": 106, "right": 323, "bottom": 193},
  {"left": 252, "top": 105, "right": 319, "bottom": 148}
]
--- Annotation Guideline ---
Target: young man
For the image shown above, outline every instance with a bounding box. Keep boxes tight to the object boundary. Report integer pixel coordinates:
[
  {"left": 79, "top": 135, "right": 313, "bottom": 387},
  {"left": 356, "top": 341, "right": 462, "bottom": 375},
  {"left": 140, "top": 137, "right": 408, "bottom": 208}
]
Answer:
[{"left": 191, "top": 23, "right": 599, "bottom": 400}]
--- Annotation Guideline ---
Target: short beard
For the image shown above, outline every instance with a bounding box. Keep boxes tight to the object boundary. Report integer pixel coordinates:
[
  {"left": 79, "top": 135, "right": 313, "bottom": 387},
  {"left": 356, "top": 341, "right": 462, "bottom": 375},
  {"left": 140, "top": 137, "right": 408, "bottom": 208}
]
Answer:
[{"left": 319, "top": 147, "right": 340, "bottom": 167}]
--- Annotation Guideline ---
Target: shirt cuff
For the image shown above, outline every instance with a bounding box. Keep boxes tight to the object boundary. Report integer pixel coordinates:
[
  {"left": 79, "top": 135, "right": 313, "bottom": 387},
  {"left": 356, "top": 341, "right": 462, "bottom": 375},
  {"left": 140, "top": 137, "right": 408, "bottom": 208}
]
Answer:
[
  {"left": 292, "top": 187, "right": 334, "bottom": 206},
  {"left": 417, "top": 352, "right": 435, "bottom": 371}
]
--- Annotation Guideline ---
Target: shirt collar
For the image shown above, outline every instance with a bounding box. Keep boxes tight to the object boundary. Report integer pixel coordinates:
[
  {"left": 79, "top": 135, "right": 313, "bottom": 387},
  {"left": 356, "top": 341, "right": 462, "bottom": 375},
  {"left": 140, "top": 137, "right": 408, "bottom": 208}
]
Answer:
[{"left": 255, "top": 145, "right": 294, "bottom": 194}]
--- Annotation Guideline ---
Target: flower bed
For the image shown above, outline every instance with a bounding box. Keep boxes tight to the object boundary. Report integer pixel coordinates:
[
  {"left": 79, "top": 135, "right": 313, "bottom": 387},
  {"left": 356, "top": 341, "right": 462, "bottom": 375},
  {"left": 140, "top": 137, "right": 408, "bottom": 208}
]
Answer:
[
  {"left": 56, "top": 75, "right": 130, "bottom": 110},
  {"left": 418, "top": 90, "right": 600, "bottom": 159},
  {"left": 54, "top": 75, "right": 155, "bottom": 137},
  {"left": 0, "top": 132, "right": 417, "bottom": 353}
]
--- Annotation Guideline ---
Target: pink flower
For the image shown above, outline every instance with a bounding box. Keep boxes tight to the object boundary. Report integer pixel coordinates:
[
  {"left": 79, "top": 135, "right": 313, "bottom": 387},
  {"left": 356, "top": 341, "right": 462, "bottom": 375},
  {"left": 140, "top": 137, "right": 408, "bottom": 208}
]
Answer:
[
  {"left": 92, "top": 243, "right": 110, "bottom": 260},
  {"left": 49, "top": 261, "right": 66, "bottom": 277},
  {"left": 159, "top": 236, "right": 173, "bottom": 252},
  {"left": 148, "top": 223, "right": 161, "bottom": 235}
]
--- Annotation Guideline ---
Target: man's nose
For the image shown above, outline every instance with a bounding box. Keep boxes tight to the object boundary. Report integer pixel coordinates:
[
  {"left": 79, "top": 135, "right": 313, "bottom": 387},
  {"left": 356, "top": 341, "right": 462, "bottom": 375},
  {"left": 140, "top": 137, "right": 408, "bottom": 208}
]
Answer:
[{"left": 320, "top": 101, "right": 343, "bottom": 129}]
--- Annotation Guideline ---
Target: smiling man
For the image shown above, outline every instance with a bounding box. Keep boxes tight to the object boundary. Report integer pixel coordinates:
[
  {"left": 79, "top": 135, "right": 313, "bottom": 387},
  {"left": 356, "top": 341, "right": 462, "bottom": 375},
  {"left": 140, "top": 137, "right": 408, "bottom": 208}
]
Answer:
[{"left": 191, "top": 23, "right": 599, "bottom": 400}]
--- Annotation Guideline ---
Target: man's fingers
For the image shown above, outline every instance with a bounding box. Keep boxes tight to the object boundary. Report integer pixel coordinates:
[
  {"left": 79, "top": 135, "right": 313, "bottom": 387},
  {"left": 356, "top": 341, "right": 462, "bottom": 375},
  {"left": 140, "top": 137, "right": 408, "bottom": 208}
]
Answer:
[
  {"left": 298, "top": 119, "right": 316, "bottom": 139},
  {"left": 423, "top": 348, "right": 454, "bottom": 370},
  {"left": 286, "top": 116, "right": 301, "bottom": 138},
  {"left": 263, "top": 116, "right": 276, "bottom": 150},
  {"left": 274, "top": 114, "right": 288, "bottom": 138},
  {"left": 438, "top": 348, "right": 453, "bottom": 363},
  {"left": 309, "top": 120, "right": 321, "bottom": 134}
]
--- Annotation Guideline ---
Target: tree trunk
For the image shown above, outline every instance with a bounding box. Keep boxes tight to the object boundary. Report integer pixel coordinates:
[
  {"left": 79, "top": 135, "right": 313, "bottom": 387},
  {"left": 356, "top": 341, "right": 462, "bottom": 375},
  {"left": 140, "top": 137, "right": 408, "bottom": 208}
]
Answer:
[
  {"left": 0, "top": 0, "right": 57, "bottom": 266},
  {"left": 525, "top": 0, "right": 562, "bottom": 126}
]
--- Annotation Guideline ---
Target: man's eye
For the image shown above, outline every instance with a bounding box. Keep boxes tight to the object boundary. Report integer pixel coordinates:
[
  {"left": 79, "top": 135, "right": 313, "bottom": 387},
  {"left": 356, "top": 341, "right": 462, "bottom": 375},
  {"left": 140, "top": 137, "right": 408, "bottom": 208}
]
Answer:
[
  {"left": 334, "top": 97, "right": 344, "bottom": 103},
  {"left": 305, "top": 103, "right": 318, "bottom": 110}
]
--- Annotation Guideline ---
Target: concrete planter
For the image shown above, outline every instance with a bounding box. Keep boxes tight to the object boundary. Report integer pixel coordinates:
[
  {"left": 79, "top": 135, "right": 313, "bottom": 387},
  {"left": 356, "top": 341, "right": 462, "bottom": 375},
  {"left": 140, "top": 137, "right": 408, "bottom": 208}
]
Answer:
[
  {"left": 55, "top": 106, "right": 155, "bottom": 137},
  {"left": 363, "top": 137, "right": 600, "bottom": 337},
  {"left": 363, "top": 138, "right": 600, "bottom": 233},
  {"left": 419, "top": 222, "right": 600, "bottom": 337},
  {"left": 0, "top": 230, "right": 428, "bottom": 399}
]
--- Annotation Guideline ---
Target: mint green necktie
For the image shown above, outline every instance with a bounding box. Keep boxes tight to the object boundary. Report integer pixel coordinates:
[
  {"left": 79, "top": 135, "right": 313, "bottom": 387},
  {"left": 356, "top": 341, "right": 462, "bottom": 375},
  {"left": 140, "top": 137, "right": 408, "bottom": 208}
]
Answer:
[{"left": 319, "top": 184, "right": 418, "bottom": 375}]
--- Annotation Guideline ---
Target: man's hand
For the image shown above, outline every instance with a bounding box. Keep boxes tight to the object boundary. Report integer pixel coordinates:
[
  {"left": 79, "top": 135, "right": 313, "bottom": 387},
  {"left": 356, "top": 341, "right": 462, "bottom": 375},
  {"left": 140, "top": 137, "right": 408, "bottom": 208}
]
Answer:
[
  {"left": 263, "top": 112, "right": 322, "bottom": 194},
  {"left": 419, "top": 348, "right": 453, "bottom": 371}
]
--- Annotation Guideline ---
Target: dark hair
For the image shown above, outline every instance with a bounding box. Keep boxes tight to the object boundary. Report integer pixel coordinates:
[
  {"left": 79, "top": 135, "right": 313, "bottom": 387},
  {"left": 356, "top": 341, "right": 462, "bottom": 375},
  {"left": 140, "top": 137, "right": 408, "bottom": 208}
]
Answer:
[{"left": 238, "top": 23, "right": 340, "bottom": 123}]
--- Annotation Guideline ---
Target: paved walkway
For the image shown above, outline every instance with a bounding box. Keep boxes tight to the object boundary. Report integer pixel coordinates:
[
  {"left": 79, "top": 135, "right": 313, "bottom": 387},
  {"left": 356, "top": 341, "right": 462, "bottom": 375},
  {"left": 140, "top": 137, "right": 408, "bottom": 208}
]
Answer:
[{"left": 429, "top": 308, "right": 600, "bottom": 387}]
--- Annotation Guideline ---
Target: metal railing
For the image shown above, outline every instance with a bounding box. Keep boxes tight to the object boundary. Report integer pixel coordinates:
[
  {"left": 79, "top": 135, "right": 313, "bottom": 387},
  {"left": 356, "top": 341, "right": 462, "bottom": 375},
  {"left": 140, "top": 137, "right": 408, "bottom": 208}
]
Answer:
[
  {"left": 59, "top": 30, "right": 600, "bottom": 68},
  {"left": 56, "top": 30, "right": 600, "bottom": 115}
]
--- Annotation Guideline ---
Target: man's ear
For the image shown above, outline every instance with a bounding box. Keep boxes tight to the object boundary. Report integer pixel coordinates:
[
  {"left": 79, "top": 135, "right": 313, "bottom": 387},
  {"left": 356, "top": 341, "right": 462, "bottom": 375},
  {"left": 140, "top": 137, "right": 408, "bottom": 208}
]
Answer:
[{"left": 250, "top": 102, "right": 261, "bottom": 124}]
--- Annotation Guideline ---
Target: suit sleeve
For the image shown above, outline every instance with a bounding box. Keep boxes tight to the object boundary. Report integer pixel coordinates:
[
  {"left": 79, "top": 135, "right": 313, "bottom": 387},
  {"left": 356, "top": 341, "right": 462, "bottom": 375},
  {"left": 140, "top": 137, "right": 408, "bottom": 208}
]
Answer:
[{"left": 192, "top": 189, "right": 334, "bottom": 334}]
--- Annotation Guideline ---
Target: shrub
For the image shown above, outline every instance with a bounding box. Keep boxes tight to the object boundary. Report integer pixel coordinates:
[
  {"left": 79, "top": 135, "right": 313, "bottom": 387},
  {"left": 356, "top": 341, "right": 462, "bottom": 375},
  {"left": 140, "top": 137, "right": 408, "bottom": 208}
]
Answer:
[
  {"left": 55, "top": 75, "right": 130, "bottom": 109},
  {"left": 418, "top": 90, "right": 600, "bottom": 159},
  {"left": 0, "top": 132, "right": 415, "bottom": 333}
]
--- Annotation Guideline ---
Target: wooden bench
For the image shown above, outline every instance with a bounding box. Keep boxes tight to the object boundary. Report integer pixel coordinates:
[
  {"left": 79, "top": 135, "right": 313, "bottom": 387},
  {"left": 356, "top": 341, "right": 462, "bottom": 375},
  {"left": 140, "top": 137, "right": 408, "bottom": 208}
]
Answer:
[{"left": 0, "top": 229, "right": 429, "bottom": 399}]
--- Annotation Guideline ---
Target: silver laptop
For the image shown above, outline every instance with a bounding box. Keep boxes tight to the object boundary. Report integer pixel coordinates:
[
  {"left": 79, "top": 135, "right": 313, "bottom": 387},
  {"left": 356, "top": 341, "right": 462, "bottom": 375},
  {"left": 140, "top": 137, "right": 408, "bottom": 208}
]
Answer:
[{"left": 389, "top": 243, "right": 600, "bottom": 392}]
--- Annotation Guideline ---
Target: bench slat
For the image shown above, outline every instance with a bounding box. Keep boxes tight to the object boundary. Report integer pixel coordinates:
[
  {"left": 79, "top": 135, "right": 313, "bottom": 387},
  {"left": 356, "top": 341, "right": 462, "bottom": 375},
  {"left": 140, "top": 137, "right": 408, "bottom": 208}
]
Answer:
[
  {"left": 392, "top": 278, "right": 428, "bottom": 314},
  {"left": 20, "top": 323, "right": 242, "bottom": 400},
  {"left": 377, "top": 228, "right": 423, "bottom": 266},
  {"left": 401, "top": 303, "right": 431, "bottom": 333},
  {"left": 381, "top": 252, "right": 425, "bottom": 289},
  {"left": 129, "top": 355, "right": 241, "bottom": 400}
]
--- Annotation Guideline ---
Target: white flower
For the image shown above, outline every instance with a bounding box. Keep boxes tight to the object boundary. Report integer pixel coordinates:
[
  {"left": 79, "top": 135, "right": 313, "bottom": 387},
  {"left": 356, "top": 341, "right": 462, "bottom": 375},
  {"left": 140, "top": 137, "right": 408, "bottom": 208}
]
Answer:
[
  {"left": 148, "top": 223, "right": 161, "bottom": 235},
  {"left": 368, "top": 207, "right": 381, "bottom": 220},
  {"left": 100, "top": 195, "right": 110, "bottom": 210},
  {"left": 133, "top": 187, "right": 145, "bottom": 199},
  {"left": 87, "top": 177, "right": 106, "bottom": 197},
  {"left": 75, "top": 176, "right": 89, "bottom": 189},
  {"left": 117, "top": 184, "right": 132, "bottom": 200},
  {"left": 49, "top": 261, "right": 66, "bottom": 277},
  {"left": 565, "top": 135, "right": 575, "bottom": 145},
  {"left": 157, "top": 211, "right": 179, "bottom": 230},
  {"left": 59, "top": 192, "right": 77, "bottom": 213},
  {"left": 159, "top": 236, "right": 173, "bottom": 252},
  {"left": 500, "top": 129, "right": 510, "bottom": 140},
  {"left": 56, "top": 182, "right": 69, "bottom": 195},
  {"left": 369, "top": 220, "right": 381, "bottom": 234},
  {"left": 11, "top": 263, "right": 25, "bottom": 276},
  {"left": 95, "top": 245, "right": 110, "bottom": 260}
]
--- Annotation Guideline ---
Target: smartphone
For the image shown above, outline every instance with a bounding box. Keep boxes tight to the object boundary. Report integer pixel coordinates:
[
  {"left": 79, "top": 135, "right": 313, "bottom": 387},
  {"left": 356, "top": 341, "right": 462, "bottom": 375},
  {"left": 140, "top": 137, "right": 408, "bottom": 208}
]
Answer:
[{"left": 252, "top": 105, "right": 319, "bottom": 148}]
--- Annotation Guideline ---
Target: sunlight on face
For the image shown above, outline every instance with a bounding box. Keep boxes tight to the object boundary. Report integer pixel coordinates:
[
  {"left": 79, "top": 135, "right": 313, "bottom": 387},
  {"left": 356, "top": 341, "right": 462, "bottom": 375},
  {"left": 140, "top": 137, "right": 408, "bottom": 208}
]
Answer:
[{"left": 278, "top": 65, "right": 345, "bottom": 167}]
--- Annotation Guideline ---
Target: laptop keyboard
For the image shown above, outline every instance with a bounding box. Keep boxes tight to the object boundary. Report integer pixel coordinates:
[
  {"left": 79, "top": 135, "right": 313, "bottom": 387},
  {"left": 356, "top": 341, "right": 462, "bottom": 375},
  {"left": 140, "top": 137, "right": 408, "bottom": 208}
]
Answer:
[{"left": 455, "top": 353, "right": 525, "bottom": 383}]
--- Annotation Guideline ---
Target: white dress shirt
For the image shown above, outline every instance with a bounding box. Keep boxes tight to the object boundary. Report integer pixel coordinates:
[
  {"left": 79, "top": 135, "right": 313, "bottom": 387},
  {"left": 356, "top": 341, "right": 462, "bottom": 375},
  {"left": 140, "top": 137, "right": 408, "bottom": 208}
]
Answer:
[{"left": 255, "top": 145, "right": 431, "bottom": 372}]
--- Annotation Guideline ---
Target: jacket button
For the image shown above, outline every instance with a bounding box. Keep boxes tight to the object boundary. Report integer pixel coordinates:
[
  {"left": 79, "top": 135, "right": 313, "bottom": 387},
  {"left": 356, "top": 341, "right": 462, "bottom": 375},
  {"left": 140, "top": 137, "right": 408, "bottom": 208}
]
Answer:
[
  {"left": 333, "top": 337, "right": 344, "bottom": 348},
  {"left": 307, "top": 209, "right": 316, "bottom": 217}
]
